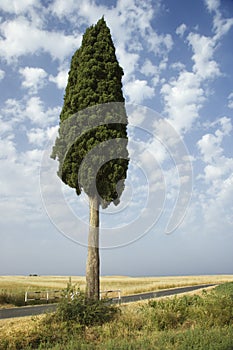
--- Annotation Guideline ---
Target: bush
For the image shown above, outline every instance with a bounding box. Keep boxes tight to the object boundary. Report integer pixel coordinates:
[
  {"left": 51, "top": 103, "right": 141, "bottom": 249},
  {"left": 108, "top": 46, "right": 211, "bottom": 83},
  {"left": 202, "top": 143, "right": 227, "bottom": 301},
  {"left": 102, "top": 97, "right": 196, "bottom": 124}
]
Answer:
[
  {"left": 214, "top": 282, "right": 233, "bottom": 297},
  {"left": 143, "top": 285, "right": 233, "bottom": 331},
  {"left": 0, "top": 290, "right": 25, "bottom": 306},
  {"left": 145, "top": 295, "right": 201, "bottom": 330},
  {"left": 55, "top": 281, "right": 119, "bottom": 326}
]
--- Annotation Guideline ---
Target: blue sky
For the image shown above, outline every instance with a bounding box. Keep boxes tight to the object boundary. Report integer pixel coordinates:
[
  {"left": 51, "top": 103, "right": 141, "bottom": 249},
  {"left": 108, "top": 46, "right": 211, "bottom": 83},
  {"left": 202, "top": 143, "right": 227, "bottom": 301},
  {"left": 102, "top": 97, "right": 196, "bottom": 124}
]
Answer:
[{"left": 0, "top": 0, "right": 233, "bottom": 276}]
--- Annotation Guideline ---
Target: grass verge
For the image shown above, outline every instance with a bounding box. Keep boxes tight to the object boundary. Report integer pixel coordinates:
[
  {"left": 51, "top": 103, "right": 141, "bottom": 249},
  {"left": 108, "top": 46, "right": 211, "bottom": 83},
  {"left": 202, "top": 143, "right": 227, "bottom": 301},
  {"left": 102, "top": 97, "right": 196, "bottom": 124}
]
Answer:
[{"left": 0, "top": 282, "right": 233, "bottom": 350}]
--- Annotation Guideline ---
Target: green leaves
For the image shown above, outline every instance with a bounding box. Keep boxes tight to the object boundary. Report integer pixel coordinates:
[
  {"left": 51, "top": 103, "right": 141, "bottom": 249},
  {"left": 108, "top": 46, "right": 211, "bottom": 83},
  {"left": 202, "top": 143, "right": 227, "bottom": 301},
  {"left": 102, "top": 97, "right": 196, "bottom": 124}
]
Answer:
[{"left": 52, "top": 18, "right": 129, "bottom": 208}]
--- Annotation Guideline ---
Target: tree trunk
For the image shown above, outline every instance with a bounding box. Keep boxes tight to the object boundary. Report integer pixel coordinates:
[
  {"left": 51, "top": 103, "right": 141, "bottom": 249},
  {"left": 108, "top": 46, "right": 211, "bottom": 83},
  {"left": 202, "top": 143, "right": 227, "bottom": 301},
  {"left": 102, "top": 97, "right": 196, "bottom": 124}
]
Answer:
[{"left": 86, "top": 195, "right": 100, "bottom": 300}]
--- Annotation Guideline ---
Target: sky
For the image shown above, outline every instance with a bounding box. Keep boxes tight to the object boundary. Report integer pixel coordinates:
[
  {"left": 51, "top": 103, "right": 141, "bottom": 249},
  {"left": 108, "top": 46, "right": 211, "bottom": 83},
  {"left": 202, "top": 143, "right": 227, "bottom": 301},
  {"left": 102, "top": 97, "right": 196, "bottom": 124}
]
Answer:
[{"left": 0, "top": 0, "right": 233, "bottom": 277}]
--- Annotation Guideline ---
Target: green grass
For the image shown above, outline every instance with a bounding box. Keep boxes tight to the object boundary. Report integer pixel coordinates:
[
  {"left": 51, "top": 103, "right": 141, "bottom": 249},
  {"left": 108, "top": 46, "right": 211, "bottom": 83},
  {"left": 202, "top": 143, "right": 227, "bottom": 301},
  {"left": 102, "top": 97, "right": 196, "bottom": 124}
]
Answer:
[{"left": 1, "top": 282, "right": 233, "bottom": 350}]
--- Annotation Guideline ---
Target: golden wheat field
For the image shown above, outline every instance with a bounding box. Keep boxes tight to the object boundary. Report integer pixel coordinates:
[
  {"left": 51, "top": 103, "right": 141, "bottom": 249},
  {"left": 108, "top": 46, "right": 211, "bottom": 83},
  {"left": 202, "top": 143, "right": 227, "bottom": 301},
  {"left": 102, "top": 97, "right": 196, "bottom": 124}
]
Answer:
[{"left": 1, "top": 274, "right": 233, "bottom": 296}]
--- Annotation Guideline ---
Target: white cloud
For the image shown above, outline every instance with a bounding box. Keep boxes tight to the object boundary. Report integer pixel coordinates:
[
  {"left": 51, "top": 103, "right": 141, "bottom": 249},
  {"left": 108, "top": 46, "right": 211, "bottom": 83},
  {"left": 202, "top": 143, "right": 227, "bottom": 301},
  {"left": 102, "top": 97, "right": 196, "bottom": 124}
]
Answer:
[
  {"left": 0, "top": 137, "right": 16, "bottom": 161},
  {"left": 204, "top": 0, "right": 220, "bottom": 12},
  {"left": 176, "top": 23, "right": 187, "bottom": 37},
  {"left": 197, "top": 117, "right": 233, "bottom": 182},
  {"left": 124, "top": 79, "right": 155, "bottom": 104},
  {"left": 0, "top": 0, "right": 40, "bottom": 14},
  {"left": 141, "top": 59, "right": 160, "bottom": 86},
  {"left": 170, "top": 62, "right": 186, "bottom": 72},
  {"left": 0, "top": 17, "right": 81, "bottom": 63},
  {"left": 204, "top": 0, "right": 233, "bottom": 40},
  {"left": 161, "top": 71, "right": 205, "bottom": 133},
  {"left": 161, "top": 22, "right": 224, "bottom": 134},
  {"left": 50, "top": 0, "right": 79, "bottom": 18},
  {"left": 19, "top": 66, "right": 48, "bottom": 94},
  {"left": 0, "top": 69, "right": 5, "bottom": 81},
  {"left": 213, "top": 14, "right": 233, "bottom": 40},
  {"left": 228, "top": 92, "right": 233, "bottom": 109},
  {"left": 49, "top": 68, "right": 68, "bottom": 90},
  {"left": 25, "top": 97, "right": 60, "bottom": 126},
  {"left": 117, "top": 46, "right": 139, "bottom": 80},
  {"left": 3, "top": 96, "right": 60, "bottom": 127},
  {"left": 196, "top": 115, "right": 233, "bottom": 230},
  {"left": 141, "top": 59, "right": 158, "bottom": 77},
  {"left": 197, "top": 133, "right": 222, "bottom": 164},
  {"left": 187, "top": 33, "right": 221, "bottom": 79},
  {"left": 147, "top": 30, "right": 173, "bottom": 57},
  {"left": 0, "top": 115, "right": 12, "bottom": 135},
  {"left": 27, "top": 126, "right": 58, "bottom": 147},
  {"left": 0, "top": 136, "right": 43, "bottom": 224}
]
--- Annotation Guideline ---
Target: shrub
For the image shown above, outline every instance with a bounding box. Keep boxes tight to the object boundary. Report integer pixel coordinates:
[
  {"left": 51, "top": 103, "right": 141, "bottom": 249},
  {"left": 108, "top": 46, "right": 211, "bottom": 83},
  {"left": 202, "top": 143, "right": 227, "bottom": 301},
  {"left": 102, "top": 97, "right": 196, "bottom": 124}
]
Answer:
[
  {"left": 0, "top": 290, "right": 25, "bottom": 306},
  {"left": 54, "top": 281, "right": 119, "bottom": 326},
  {"left": 146, "top": 295, "right": 199, "bottom": 330},
  {"left": 214, "top": 282, "right": 233, "bottom": 297},
  {"left": 143, "top": 287, "right": 233, "bottom": 331}
]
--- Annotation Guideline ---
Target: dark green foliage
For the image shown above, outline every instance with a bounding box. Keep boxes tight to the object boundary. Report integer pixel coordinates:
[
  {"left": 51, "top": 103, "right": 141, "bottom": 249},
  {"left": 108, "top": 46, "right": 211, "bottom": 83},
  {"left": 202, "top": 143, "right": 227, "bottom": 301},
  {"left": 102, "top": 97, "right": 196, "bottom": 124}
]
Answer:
[
  {"left": 55, "top": 281, "right": 118, "bottom": 326},
  {"left": 51, "top": 18, "right": 128, "bottom": 208},
  {"left": 60, "top": 17, "right": 124, "bottom": 118}
]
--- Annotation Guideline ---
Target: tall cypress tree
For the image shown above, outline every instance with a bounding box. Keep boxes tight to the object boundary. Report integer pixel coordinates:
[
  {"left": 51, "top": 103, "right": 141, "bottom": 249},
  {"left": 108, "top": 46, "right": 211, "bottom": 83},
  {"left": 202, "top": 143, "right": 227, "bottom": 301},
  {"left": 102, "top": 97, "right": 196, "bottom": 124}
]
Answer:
[{"left": 51, "top": 17, "right": 128, "bottom": 300}]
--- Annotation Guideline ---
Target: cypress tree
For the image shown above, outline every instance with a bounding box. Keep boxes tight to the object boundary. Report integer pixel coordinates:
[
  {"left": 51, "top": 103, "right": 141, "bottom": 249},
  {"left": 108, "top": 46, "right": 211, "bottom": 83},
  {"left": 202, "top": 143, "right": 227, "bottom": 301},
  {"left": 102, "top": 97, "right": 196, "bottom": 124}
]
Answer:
[{"left": 51, "top": 17, "right": 128, "bottom": 300}]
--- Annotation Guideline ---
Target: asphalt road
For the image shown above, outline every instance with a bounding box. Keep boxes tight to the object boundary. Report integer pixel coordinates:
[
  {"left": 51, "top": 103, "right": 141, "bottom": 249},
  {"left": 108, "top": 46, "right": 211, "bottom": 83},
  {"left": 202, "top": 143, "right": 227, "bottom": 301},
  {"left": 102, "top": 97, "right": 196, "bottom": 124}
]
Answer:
[
  {"left": 0, "top": 284, "right": 216, "bottom": 320},
  {"left": 117, "top": 283, "right": 216, "bottom": 304}
]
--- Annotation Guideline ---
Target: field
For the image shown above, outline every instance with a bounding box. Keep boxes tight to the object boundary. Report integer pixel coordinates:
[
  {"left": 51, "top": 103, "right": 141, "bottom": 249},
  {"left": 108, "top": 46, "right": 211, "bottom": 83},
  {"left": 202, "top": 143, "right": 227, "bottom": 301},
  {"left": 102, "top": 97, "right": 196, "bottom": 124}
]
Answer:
[
  {"left": 0, "top": 278, "right": 233, "bottom": 350},
  {"left": 1, "top": 275, "right": 233, "bottom": 349},
  {"left": 1, "top": 274, "right": 233, "bottom": 305}
]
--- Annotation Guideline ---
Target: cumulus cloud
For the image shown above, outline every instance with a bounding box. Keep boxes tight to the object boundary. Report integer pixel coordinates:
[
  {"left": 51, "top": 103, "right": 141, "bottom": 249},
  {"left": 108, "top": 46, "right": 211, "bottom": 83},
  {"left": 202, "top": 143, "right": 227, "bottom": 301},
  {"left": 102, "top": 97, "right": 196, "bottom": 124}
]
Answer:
[
  {"left": 0, "top": 17, "right": 81, "bottom": 63},
  {"left": 49, "top": 68, "right": 68, "bottom": 90},
  {"left": 124, "top": 79, "right": 155, "bottom": 104},
  {"left": 161, "top": 71, "right": 205, "bottom": 133},
  {"left": 196, "top": 115, "right": 233, "bottom": 231},
  {"left": 25, "top": 97, "right": 60, "bottom": 126},
  {"left": 3, "top": 96, "right": 60, "bottom": 127},
  {"left": 27, "top": 126, "right": 58, "bottom": 147},
  {"left": 161, "top": 2, "right": 233, "bottom": 136},
  {"left": 161, "top": 24, "right": 223, "bottom": 133},
  {"left": 187, "top": 32, "right": 221, "bottom": 79},
  {"left": 19, "top": 66, "right": 48, "bottom": 94},
  {"left": 197, "top": 117, "right": 233, "bottom": 182}
]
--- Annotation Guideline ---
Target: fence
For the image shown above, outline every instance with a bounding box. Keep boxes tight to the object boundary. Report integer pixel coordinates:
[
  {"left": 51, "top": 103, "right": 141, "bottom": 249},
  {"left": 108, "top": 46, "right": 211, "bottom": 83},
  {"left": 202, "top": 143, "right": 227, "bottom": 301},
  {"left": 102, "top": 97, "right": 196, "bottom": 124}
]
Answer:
[
  {"left": 24, "top": 290, "right": 61, "bottom": 305},
  {"left": 25, "top": 289, "right": 121, "bottom": 305}
]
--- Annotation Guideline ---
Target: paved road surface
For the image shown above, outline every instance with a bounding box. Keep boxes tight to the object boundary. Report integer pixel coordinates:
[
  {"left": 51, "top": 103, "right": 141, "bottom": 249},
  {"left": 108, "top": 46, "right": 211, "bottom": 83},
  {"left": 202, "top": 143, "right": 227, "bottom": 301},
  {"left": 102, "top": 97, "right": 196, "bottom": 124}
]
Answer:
[
  {"left": 118, "top": 283, "right": 216, "bottom": 304},
  {"left": 0, "top": 304, "right": 57, "bottom": 320},
  {"left": 0, "top": 284, "right": 216, "bottom": 320}
]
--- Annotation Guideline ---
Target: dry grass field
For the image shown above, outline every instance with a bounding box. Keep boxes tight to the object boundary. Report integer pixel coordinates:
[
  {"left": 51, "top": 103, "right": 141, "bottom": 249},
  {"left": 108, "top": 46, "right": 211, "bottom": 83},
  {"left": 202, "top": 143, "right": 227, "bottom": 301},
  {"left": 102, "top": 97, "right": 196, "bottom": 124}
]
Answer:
[
  {"left": 0, "top": 277, "right": 233, "bottom": 350},
  {"left": 0, "top": 274, "right": 233, "bottom": 297}
]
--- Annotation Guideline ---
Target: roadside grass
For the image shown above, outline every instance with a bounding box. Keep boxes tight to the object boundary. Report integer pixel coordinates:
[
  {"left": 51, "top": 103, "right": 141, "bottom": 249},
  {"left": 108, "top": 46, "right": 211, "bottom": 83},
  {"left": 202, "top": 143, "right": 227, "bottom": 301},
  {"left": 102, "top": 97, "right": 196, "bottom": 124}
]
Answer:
[
  {"left": 0, "top": 282, "right": 233, "bottom": 350},
  {"left": 1, "top": 274, "right": 233, "bottom": 307}
]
